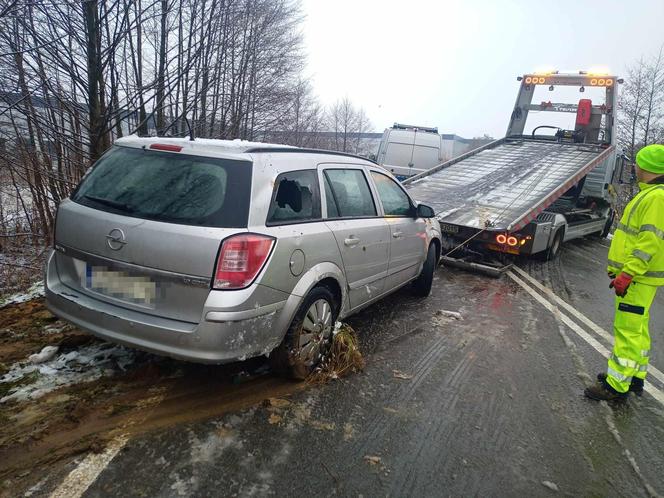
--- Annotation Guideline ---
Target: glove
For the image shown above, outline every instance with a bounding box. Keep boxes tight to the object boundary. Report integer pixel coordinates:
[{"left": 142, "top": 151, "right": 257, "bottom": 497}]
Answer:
[{"left": 610, "top": 272, "right": 633, "bottom": 297}]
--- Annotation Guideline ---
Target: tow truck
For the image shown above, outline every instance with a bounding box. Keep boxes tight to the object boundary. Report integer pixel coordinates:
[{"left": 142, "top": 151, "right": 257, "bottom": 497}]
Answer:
[{"left": 403, "top": 71, "right": 626, "bottom": 276}]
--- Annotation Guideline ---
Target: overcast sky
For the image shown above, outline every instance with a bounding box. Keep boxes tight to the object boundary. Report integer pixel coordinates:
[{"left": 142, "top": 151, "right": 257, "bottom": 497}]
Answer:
[{"left": 301, "top": 0, "right": 664, "bottom": 138}]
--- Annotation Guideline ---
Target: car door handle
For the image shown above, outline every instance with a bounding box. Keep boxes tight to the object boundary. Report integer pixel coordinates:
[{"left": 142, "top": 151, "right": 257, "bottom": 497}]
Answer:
[
  {"left": 344, "top": 236, "right": 360, "bottom": 247},
  {"left": 392, "top": 231, "right": 403, "bottom": 238}
]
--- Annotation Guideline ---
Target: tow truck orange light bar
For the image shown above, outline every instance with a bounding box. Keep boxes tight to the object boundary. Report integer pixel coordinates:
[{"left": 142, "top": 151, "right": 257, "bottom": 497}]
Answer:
[
  {"left": 522, "top": 75, "right": 614, "bottom": 87},
  {"left": 589, "top": 78, "right": 613, "bottom": 86}
]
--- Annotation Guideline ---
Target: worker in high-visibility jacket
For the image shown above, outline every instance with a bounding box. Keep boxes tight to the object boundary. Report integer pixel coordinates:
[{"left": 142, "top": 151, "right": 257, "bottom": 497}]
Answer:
[{"left": 585, "top": 144, "right": 664, "bottom": 401}]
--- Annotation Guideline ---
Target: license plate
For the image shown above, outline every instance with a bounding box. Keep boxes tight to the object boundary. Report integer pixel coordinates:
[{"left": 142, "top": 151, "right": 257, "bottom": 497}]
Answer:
[
  {"left": 440, "top": 223, "right": 459, "bottom": 234},
  {"left": 85, "top": 264, "right": 156, "bottom": 306},
  {"left": 487, "top": 244, "right": 520, "bottom": 255}
]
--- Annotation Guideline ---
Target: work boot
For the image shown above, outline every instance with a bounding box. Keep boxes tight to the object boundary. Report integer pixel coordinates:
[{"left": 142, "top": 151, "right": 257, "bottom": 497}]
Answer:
[
  {"left": 596, "top": 372, "right": 644, "bottom": 396},
  {"left": 584, "top": 377, "right": 628, "bottom": 401}
]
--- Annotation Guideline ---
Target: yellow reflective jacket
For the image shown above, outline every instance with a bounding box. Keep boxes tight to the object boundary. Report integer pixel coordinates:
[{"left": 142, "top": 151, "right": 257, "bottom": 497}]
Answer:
[{"left": 608, "top": 178, "right": 664, "bottom": 286}]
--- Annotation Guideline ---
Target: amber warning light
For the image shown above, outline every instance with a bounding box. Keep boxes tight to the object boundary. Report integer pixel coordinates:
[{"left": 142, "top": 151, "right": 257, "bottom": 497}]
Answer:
[
  {"left": 589, "top": 78, "right": 613, "bottom": 87},
  {"left": 522, "top": 75, "right": 614, "bottom": 87}
]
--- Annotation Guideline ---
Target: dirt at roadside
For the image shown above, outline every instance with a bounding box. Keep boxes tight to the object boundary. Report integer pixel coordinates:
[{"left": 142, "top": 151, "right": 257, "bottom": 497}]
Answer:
[
  {"left": 0, "top": 299, "right": 305, "bottom": 497},
  {"left": 0, "top": 300, "right": 89, "bottom": 369},
  {"left": 0, "top": 297, "right": 366, "bottom": 497}
]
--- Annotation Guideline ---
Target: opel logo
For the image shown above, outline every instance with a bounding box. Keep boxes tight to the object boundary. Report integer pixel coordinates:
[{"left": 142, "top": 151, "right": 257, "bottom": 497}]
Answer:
[{"left": 106, "top": 228, "right": 127, "bottom": 250}]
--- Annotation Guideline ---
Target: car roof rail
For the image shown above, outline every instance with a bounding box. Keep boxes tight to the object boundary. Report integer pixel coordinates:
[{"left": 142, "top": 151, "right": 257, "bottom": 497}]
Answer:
[
  {"left": 392, "top": 123, "right": 439, "bottom": 134},
  {"left": 244, "top": 147, "right": 378, "bottom": 165}
]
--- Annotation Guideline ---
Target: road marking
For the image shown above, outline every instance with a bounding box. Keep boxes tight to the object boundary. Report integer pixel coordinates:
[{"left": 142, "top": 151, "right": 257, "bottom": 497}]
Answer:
[
  {"left": 507, "top": 270, "right": 664, "bottom": 407},
  {"left": 49, "top": 388, "right": 167, "bottom": 498},
  {"left": 49, "top": 436, "right": 128, "bottom": 498},
  {"left": 511, "top": 265, "right": 613, "bottom": 343},
  {"left": 511, "top": 265, "right": 664, "bottom": 387}
]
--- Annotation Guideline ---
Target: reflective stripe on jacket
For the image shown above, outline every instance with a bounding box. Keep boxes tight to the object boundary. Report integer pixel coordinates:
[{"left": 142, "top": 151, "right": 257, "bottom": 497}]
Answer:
[{"left": 608, "top": 179, "right": 664, "bottom": 286}]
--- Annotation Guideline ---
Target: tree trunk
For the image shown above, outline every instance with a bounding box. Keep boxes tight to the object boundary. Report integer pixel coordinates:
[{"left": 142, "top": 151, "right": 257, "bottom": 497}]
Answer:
[
  {"left": 155, "top": 0, "right": 168, "bottom": 134},
  {"left": 83, "top": 0, "right": 105, "bottom": 162}
]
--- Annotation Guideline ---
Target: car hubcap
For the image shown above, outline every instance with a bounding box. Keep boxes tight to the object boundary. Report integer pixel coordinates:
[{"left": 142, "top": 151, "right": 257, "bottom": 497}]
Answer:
[{"left": 297, "top": 299, "right": 333, "bottom": 367}]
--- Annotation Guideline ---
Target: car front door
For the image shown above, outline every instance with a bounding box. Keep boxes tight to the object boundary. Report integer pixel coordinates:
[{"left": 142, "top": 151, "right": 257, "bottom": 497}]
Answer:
[
  {"left": 322, "top": 167, "right": 390, "bottom": 310},
  {"left": 369, "top": 170, "right": 427, "bottom": 290}
]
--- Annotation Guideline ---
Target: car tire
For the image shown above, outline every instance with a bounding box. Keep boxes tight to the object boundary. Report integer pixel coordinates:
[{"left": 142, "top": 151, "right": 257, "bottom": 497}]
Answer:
[
  {"left": 412, "top": 243, "right": 437, "bottom": 297},
  {"left": 544, "top": 229, "right": 563, "bottom": 261},
  {"left": 269, "top": 285, "right": 339, "bottom": 380}
]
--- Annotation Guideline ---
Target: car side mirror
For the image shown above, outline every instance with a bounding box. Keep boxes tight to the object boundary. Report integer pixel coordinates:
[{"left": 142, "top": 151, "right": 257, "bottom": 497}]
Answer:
[{"left": 416, "top": 204, "right": 435, "bottom": 218}]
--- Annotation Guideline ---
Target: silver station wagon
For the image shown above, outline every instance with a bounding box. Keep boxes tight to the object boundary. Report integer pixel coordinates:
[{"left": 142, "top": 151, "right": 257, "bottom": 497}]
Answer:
[{"left": 45, "top": 137, "right": 442, "bottom": 377}]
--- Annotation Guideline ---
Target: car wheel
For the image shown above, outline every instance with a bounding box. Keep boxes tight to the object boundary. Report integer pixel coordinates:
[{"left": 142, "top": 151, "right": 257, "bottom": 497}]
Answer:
[
  {"left": 544, "top": 229, "right": 563, "bottom": 261},
  {"left": 412, "top": 243, "right": 437, "bottom": 297},
  {"left": 269, "top": 286, "right": 338, "bottom": 380}
]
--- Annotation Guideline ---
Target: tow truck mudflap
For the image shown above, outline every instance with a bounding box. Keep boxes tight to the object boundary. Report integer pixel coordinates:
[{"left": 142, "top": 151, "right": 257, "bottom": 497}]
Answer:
[{"left": 441, "top": 255, "right": 512, "bottom": 278}]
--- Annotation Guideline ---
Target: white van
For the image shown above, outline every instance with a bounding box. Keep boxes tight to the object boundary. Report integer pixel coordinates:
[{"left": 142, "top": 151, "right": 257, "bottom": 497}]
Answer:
[{"left": 375, "top": 124, "right": 444, "bottom": 179}]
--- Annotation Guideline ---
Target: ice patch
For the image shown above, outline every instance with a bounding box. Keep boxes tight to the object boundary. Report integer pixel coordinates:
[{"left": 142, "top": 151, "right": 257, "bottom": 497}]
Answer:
[
  {"left": 0, "top": 342, "right": 138, "bottom": 403},
  {"left": 23, "top": 477, "right": 48, "bottom": 497},
  {"left": 0, "top": 280, "right": 44, "bottom": 307},
  {"left": 28, "top": 345, "right": 59, "bottom": 364},
  {"left": 436, "top": 310, "right": 463, "bottom": 320}
]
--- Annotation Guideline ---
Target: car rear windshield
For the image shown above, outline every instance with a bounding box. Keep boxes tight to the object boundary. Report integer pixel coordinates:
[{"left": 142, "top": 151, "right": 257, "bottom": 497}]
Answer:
[{"left": 71, "top": 146, "right": 251, "bottom": 228}]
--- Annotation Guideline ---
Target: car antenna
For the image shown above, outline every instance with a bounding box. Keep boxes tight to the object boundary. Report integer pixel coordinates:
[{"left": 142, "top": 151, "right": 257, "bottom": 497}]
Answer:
[{"left": 184, "top": 116, "right": 195, "bottom": 141}]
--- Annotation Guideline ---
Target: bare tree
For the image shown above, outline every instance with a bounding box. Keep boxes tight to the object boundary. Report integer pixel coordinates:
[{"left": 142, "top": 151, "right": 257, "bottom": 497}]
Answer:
[
  {"left": 618, "top": 48, "right": 664, "bottom": 162},
  {"left": 0, "top": 0, "right": 311, "bottom": 251},
  {"left": 640, "top": 47, "right": 664, "bottom": 146},
  {"left": 327, "top": 97, "right": 373, "bottom": 154},
  {"left": 616, "top": 46, "right": 664, "bottom": 204}
]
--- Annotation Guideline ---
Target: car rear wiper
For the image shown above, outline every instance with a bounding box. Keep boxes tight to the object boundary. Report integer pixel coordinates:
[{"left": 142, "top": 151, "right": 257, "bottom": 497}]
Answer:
[{"left": 83, "top": 195, "right": 131, "bottom": 212}]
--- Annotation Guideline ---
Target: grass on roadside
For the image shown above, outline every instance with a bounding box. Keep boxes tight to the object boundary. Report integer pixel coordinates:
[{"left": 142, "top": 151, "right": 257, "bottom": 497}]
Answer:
[{"left": 308, "top": 324, "right": 364, "bottom": 384}]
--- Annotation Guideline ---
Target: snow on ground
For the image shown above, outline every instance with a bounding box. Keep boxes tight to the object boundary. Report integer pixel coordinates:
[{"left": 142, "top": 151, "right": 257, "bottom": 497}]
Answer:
[
  {"left": 0, "top": 342, "right": 138, "bottom": 404},
  {"left": 0, "top": 280, "right": 44, "bottom": 307}
]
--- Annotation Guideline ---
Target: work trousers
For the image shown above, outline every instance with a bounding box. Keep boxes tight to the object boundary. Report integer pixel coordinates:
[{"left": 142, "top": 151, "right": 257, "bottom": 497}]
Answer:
[{"left": 607, "top": 281, "right": 658, "bottom": 393}]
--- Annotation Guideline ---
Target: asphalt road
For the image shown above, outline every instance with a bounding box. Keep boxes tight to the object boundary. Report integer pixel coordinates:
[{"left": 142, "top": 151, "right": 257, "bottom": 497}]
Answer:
[{"left": 15, "top": 237, "right": 664, "bottom": 497}]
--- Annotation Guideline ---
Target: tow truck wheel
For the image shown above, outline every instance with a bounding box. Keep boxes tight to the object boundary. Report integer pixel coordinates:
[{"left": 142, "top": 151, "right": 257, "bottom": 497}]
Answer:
[
  {"left": 544, "top": 229, "right": 563, "bottom": 261},
  {"left": 412, "top": 243, "right": 437, "bottom": 297},
  {"left": 600, "top": 210, "right": 615, "bottom": 238}
]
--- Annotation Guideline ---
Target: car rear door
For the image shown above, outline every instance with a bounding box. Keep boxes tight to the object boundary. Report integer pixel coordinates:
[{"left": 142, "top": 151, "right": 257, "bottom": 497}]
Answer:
[
  {"left": 322, "top": 166, "right": 390, "bottom": 309},
  {"left": 369, "top": 169, "right": 427, "bottom": 289}
]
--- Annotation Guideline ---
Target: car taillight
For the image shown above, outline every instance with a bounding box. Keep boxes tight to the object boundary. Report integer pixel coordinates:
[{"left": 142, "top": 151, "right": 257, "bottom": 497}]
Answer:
[{"left": 213, "top": 234, "right": 275, "bottom": 290}]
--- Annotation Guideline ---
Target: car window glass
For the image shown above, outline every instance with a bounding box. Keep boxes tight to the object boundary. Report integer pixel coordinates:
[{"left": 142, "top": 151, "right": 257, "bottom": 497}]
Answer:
[
  {"left": 324, "top": 169, "right": 376, "bottom": 218},
  {"left": 72, "top": 146, "right": 251, "bottom": 228},
  {"left": 371, "top": 171, "right": 412, "bottom": 216},
  {"left": 324, "top": 175, "right": 339, "bottom": 218},
  {"left": 267, "top": 170, "right": 321, "bottom": 224}
]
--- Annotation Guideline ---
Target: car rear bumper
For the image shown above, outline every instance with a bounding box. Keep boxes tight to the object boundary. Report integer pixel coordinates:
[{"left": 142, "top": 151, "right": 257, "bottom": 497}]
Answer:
[{"left": 44, "top": 250, "right": 290, "bottom": 364}]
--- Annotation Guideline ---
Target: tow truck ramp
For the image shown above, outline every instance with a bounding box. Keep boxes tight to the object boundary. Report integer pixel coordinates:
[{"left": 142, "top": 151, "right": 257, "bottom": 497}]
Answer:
[{"left": 404, "top": 138, "right": 614, "bottom": 232}]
